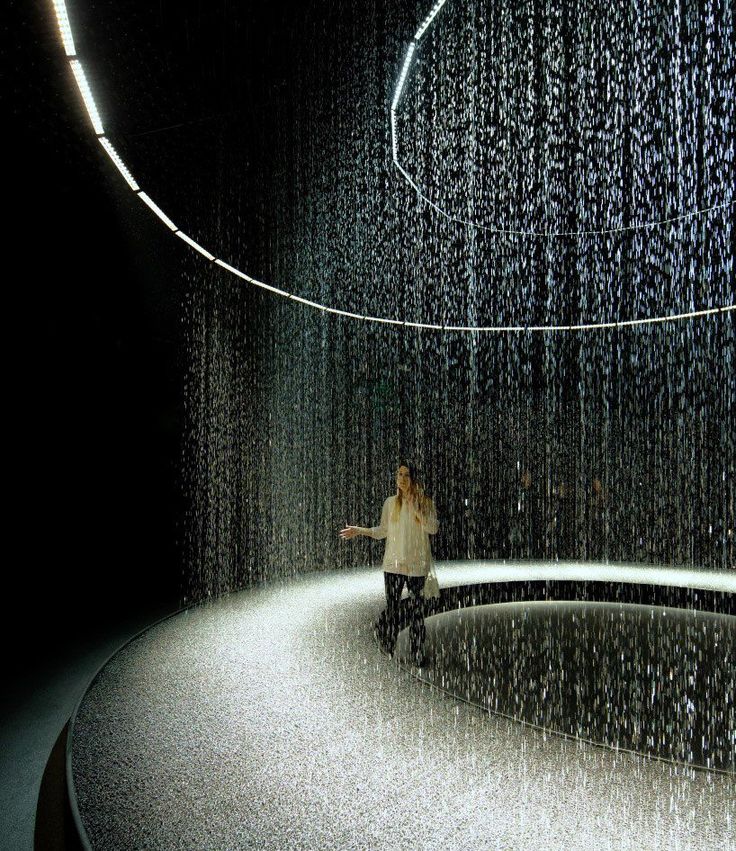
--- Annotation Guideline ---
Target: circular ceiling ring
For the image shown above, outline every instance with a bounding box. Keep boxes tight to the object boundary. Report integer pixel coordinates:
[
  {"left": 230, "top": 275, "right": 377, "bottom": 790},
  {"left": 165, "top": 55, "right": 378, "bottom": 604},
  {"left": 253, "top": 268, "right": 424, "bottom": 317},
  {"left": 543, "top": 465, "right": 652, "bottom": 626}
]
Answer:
[
  {"left": 50, "top": 0, "right": 735, "bottom": 332},
  {"left": 390, "top": 0, "right": 735, "bottom": 238}
]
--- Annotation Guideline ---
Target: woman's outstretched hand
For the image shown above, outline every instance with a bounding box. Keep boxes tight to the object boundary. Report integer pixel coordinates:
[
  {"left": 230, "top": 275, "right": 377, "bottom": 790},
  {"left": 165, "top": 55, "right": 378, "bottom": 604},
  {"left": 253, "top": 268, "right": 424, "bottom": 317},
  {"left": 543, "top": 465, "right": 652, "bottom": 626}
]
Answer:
[{"left": 339, "top": 526, "right": 361, "bottom": 540}]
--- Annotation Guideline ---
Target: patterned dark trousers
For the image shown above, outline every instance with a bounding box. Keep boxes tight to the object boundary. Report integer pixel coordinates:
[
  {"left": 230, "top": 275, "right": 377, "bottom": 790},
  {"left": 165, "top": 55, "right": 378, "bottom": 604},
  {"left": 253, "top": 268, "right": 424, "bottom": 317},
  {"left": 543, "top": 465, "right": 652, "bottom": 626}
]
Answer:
[{"left": 376, "top": 571, "right": 426, "bottom": 655}]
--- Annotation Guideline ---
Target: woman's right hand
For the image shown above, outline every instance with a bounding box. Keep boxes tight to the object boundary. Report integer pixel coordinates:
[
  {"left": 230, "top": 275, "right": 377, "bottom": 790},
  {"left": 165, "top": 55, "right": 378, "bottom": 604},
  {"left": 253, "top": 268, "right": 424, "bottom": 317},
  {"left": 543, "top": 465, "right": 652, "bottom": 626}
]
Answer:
[{"left": 339, "top": 526, "right": 360, "bottom": 540}]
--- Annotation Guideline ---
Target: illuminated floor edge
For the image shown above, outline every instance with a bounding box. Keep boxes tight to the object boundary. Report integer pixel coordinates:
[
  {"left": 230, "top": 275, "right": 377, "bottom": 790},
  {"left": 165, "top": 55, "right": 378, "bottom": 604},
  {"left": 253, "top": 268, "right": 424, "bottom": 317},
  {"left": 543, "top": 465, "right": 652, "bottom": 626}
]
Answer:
[
  {"left": 69, "top": 563, "right": 736, "bottom": 851},
  {"left": 429, "top": 560, "right": 736, "bottom": 594}
]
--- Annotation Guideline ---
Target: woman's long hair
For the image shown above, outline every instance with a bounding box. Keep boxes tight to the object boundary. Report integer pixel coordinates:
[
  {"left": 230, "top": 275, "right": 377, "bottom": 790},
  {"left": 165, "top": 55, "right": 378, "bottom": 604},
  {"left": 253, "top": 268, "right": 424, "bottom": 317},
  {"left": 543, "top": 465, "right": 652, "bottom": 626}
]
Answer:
[{"left": 392, "top": 460, "right": 426, "bottom": 522}]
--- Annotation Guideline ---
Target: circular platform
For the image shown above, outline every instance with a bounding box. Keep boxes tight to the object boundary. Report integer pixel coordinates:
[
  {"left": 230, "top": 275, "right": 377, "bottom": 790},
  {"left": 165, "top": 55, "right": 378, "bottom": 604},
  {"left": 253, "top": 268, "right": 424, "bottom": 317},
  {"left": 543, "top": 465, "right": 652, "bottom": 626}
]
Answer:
[{"left": 69, "top": 562, "right": 736, "bottom": 850}]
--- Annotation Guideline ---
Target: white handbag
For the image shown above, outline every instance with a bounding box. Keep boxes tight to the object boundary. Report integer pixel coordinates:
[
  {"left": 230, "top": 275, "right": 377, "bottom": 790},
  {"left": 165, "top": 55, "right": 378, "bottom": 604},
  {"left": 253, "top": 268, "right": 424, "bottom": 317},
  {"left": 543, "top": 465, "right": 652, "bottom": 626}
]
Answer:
[{"left": 423, "top": 567, "right": 440, "bottom": 599}]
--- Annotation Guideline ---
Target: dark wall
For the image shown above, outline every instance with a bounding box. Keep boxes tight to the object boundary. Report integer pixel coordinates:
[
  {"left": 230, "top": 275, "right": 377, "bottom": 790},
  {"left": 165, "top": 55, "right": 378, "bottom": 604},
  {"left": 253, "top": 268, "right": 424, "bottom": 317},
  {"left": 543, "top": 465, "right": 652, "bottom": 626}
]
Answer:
[{"left": 7, "top": 3, "right": 184, "bottom": 672}]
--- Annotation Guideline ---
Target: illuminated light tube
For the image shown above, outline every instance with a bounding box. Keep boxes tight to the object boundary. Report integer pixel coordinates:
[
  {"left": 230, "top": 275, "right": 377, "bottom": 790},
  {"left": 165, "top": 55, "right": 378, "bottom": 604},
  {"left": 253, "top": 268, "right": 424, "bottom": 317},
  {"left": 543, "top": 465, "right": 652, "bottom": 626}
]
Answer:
[
  {"left": 175, "top": 230, "right": 215, "bottom": 261},
  {"left": 443, "top": 325, "right": 512, "bottom": 333},
  {"left": 323, "top": 306, "right": 365, "bottom": 320},
  {"left": 51, "top": 0, "right": 736, "bottom": 332},
  {"left": 390, "top": 42, "right": 416, "bottom": 112},
  {"left": 559, "top": 322, "right": 618, "bottom": 332},
  {"left": 288, "top": 294, "right": 324, "bottom": 309},
  {"left": 437, "top": 306, "right": 734, "bottom": 334},
  {"left": 615, "top": 306, "right": 727, "bottom": 326},
  {"left": 70, "top": 60, "right": 104, "bottom": 135},
  {"left": 214, "top": 258, "right": 257, "bottom": 283},
  {"left": 414, "top": 0, "right": 449, "bottom": 41},
  {"left": 138, "top": 192, "right": 177, "bottom": 231},
  {"left": 365, "top": 315, "right": 405, "bottom": 326},
  {"left": 288, "top": 295, "right": 363, "bottom": 320},
  {"left": 390, "top": 110, "right": 398, "bottom": 163},
  {"left": 289, "top": 294, "right": 339, "bottom": 313},
  {"left": 98, "top": 138, "right": 139, "bottom": 191},
  {"left": 214, "top": 260, "right": 292, "bottom": 298},
  {"left": 412, "top": 321, "right": 445, "bottom": 330},
  {"left": 52, "top": 0, "right": 76, "bottom": 56}
]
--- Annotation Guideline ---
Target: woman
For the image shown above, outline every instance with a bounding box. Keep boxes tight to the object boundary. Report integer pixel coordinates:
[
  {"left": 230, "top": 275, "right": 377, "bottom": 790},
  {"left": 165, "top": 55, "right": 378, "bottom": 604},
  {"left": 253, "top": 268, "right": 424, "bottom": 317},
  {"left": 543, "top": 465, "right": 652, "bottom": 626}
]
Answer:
[{"left": 340, "top": 462, "right": 438, "bottom": 666}]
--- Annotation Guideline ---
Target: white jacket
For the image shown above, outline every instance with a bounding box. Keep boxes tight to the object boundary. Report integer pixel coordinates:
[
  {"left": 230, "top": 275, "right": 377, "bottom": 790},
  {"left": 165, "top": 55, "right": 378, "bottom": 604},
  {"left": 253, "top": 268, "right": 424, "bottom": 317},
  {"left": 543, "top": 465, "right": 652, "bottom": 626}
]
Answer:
[{"left": 360, "top": 495, "right": 438, "bottom": 576}]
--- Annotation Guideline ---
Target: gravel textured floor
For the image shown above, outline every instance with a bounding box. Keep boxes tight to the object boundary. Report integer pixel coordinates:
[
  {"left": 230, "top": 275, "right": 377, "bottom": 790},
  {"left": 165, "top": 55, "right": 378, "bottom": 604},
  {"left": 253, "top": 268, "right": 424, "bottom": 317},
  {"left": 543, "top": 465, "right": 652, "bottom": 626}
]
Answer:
[{"left": 71, "top": 564, "right": 736, "bottom": 850}]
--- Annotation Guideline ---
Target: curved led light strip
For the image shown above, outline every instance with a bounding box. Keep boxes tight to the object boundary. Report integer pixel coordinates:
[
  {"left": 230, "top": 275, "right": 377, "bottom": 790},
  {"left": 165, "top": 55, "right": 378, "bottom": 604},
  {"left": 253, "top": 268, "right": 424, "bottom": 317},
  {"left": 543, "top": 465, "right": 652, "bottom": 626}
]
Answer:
[
  {"left": 52, "top": 0, "right": 735, "bottom": 332},
  {"left": 390, "top": 0, "right": 736, "bottom": 238}
]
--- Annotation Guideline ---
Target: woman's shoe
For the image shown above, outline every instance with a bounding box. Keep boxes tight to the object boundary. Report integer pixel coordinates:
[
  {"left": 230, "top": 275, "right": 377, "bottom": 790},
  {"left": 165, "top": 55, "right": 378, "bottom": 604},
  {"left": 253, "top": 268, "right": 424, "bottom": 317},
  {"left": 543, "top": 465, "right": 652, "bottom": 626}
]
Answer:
[{"left": 373, "top": 623, "right": 393, "bottom": 658}]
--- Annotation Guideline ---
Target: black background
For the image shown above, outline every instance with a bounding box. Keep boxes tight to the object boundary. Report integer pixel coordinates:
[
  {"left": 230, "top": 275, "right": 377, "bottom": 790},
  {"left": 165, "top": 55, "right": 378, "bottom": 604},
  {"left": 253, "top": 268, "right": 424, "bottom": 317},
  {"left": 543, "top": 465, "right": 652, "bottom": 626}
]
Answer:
[{"left": 7, "top": 1, "right": 185, "bottom": 677}]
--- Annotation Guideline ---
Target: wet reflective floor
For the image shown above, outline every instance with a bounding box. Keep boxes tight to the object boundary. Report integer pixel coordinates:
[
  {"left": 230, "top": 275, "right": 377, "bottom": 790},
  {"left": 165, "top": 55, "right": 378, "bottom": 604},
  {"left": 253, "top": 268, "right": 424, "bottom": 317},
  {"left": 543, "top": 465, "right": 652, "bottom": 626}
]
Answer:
[{"left": 398, "top": 601, "right": 735, "bottom": 771}]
